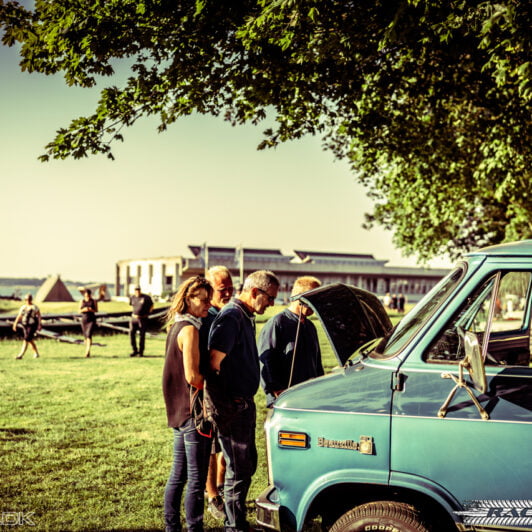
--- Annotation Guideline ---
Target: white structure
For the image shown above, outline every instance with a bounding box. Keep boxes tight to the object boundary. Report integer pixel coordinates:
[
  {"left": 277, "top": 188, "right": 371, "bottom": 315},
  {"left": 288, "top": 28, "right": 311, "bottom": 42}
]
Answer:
[{"left": 115, "top": 245, "right": 449, "bottom": 303}]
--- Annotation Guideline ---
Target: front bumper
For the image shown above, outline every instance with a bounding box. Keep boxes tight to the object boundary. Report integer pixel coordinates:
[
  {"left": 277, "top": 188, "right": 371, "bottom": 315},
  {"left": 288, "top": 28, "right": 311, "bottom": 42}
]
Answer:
[{"left": 256, "top": 485, "right": 281, "bottom": 531}]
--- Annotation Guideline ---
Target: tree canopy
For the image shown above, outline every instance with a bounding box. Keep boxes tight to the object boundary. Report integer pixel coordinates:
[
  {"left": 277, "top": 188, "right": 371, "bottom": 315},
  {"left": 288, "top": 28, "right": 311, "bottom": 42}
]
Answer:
[{"left": 1, "top": 0, "right": 530, "bottom": 261}]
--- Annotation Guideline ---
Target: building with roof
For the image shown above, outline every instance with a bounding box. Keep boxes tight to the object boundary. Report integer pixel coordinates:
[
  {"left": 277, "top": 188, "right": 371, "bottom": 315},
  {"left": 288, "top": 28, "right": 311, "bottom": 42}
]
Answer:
[{"left": 115, "top": 245, "right": 450, "bottom": 303}]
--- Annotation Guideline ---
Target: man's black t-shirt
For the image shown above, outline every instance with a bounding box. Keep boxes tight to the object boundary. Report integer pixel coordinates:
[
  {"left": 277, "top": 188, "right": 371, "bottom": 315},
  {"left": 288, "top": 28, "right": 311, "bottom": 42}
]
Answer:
[{"left": 130, "top": 294, "right": 153, "bottom": 316}]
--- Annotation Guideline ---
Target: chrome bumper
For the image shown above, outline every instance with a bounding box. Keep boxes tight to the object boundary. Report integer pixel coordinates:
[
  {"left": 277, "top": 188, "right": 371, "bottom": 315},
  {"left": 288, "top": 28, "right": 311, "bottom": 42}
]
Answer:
[{"left": 256, "top": 485, "right": 281, "bottom": 531}]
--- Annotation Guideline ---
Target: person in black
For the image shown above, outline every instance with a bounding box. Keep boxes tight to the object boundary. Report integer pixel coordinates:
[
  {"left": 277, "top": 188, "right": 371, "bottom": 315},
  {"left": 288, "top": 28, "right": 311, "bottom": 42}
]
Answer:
[
  {"left": 162, "top": 276, "right": 213, "bottom": 532},
  {"left": 398, "top": 292, "right": 406, "bottom": 313},
  {"left": 12, "top": 294, "right": 42, "bottom": 359},
  {"left": 259, "top": 276, "right": 323, "bottom": 407},
  {"left": 208, "top": 270, "right": 280, "bottom": 532},
  {"left": 129, "top": 286, "right": 153, "bottom": 357},
  {"left": 80, "top": 288, "right": 98, "bottom": 357}
]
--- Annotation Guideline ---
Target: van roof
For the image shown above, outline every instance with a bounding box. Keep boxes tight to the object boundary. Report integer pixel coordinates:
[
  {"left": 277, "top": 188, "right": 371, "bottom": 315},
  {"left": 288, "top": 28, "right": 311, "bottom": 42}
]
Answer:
[{"left": 467, "top": 240, "right": 532, "bottom": 257}]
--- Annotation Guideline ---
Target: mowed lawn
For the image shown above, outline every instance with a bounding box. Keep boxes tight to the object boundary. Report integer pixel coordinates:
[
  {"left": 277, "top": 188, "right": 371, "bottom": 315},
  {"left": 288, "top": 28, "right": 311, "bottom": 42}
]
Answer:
[{"left": 0, "top": 305, "right": 404, "bottom": 531}]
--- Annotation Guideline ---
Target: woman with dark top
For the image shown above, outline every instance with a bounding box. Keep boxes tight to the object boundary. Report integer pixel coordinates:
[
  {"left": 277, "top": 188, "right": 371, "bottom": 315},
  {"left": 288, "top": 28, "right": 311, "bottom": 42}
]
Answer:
[
  {"left": 162, "top": 276, "right": 213, "bottom": 532},
  {"left": 12, "top": 294, "right": 42, "bottom": 359},
  {"left": 80, "top": 289, "right": 98, "bottom": 357}
]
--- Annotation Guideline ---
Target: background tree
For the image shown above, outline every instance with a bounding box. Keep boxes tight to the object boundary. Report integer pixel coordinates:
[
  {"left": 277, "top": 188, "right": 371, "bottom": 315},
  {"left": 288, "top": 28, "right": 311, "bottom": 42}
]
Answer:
[{"left": 1, "top": 0, "right": 530, "bottom": 261}]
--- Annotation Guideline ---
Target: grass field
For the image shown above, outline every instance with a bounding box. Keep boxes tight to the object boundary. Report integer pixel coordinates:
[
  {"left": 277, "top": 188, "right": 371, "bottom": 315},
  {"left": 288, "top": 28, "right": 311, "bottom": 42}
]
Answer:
[{"left": 0, "top": 305, "right": 405, "bottom": 531}]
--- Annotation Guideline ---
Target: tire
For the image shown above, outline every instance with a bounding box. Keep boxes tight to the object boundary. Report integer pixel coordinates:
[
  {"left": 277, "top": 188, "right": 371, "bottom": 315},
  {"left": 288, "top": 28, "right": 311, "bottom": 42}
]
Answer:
[{"left": 329, "top": 501, "right": 430, "bottom": 532}]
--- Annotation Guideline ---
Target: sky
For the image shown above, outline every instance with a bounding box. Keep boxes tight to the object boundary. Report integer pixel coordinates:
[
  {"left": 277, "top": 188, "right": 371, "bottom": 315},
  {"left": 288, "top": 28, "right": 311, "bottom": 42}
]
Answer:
[{"left": 1, "top": 41, "right": 451, "bottom": 284}]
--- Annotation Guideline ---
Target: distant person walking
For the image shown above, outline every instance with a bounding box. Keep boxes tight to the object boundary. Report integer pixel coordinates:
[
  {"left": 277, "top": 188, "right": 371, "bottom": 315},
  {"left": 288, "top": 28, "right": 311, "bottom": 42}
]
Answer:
[
  {"left": 129, "top": 286, "right": 153, "bottom": 357},
  {"left": 162, "top": 276, "right": 213, "bottom": 532},
  {"left": 12, "top": 294, "right": 42, "bottom": 359},
  {"left": 80, "top": 289, "right": 98, "bottom": 357},
  {"left": 398, "top": 293, "right": 406, "bottom": 313}
]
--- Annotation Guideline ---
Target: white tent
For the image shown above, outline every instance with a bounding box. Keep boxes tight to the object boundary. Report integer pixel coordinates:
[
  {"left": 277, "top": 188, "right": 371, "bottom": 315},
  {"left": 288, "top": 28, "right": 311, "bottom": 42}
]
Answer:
[{"left": 34, "top": 275, "right": 74, "bottom": 303}]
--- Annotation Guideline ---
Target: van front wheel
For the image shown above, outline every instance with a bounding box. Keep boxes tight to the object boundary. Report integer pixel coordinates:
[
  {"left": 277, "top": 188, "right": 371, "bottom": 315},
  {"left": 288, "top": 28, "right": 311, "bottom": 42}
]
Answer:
[{"left": 329, "top": 501, "right": 430, "bottom": 532}]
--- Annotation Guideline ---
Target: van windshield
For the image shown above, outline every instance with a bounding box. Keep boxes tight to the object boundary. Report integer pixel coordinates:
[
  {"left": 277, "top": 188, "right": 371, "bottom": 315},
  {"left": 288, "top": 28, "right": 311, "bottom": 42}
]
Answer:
[{"left": 370, "top": 265, "right": 466, "bottom": 359}]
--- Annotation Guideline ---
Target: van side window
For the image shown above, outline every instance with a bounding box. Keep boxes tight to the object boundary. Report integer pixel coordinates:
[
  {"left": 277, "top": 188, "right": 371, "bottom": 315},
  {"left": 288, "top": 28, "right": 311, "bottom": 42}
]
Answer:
[
  {"left": 493, "top": 272, "right": 529, "bottom": 332},
  {"left": 425, "top": 271, "right": 532, "bottom": 366}
]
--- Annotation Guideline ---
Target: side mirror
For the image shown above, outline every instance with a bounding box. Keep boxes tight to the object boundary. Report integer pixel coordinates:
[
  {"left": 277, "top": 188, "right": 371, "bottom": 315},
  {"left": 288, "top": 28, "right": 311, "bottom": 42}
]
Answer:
[
  {"left": 463, "top": 331, "right": 487, "bottom": 394},
  {"left": 438, "top": 328, "right": 489, "bottom": 420}
]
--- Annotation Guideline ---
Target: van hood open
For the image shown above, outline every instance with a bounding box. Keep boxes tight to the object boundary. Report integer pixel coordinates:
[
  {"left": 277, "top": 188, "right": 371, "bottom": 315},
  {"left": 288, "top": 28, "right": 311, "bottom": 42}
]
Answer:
[{"left": 295, "top": 283, "right": 393, "bottom": 366}]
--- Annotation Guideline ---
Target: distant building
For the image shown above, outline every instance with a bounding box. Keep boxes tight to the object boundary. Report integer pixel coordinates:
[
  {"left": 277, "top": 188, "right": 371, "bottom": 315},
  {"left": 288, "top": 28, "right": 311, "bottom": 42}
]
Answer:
[{"left": 115, "top": 245, "right": 450, "bottom": 303}]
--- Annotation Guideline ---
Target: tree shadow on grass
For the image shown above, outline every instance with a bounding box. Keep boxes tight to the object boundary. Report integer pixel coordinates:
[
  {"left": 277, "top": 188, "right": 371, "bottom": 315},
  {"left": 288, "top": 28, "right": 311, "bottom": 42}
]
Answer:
[
  {"left": 0, "top": 427, "right": 36, "bottom": 441},
  {"left": 92, "top": 527, "right": 224, "bottom": 532},
  {"left": 90, "top": 529, "right": 162, "bottom": 532},
  {"left": 64, "top": 355, "right": 165, "bottom": 359}
]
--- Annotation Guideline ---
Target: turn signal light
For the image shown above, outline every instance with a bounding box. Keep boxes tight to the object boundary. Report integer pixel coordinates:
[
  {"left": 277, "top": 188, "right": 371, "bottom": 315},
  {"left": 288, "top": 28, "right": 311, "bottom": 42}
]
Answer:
[{"left": 278, "top": 431, "right": 309, "bottom": 449}]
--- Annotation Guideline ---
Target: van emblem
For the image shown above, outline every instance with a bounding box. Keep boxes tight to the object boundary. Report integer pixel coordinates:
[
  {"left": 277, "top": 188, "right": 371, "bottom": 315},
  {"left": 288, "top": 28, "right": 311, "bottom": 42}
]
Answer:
[{"left": 317, "top": 436, "right": 374, "bottom": 455}]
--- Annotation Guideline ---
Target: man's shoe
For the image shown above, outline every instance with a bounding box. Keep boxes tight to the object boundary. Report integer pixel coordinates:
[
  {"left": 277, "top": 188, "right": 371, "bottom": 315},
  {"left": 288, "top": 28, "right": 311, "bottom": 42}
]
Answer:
[
  {"left": 129, "top": 352, "right": 138, "bottom": 357},
  {"left": 207, "top": 495, "right": 225, "bottom": 520}
]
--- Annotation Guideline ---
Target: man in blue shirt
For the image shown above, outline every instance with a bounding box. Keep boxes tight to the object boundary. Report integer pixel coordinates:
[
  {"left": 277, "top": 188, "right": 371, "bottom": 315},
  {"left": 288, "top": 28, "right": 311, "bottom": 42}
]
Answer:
[
  {"left": 259, "top": 276, "right": 323, "bottom": 407},
  {"left": 208, "top": 270, "right": 280, "bottom": 532}
]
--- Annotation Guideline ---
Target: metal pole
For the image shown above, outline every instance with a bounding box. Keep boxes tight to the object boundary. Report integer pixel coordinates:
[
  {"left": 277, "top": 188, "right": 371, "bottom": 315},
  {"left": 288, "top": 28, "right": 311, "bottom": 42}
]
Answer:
[
  {"left": 203, "top": 242, "right": 209, "bottom": 276},
  {"left": 239, "top": 244, "right": 244, "bottom": 284}
]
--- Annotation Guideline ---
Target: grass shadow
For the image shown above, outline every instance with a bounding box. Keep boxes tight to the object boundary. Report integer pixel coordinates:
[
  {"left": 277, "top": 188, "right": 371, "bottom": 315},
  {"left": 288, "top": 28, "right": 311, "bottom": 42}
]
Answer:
[
  {"left": 86, "top": 528, "right": 225, "bottom": 532},
  {"left": 0, "top": 517, "right": 230, "bottom": 532},
  {"left": 0, "top": 427, "right": 36, "bottom": 441}
]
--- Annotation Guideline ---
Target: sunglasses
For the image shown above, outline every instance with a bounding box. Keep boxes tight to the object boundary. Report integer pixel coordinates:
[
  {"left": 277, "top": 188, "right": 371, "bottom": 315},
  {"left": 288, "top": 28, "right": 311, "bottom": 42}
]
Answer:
[{"left": 257, "top": 288, "right": 276, "bottom": 304}]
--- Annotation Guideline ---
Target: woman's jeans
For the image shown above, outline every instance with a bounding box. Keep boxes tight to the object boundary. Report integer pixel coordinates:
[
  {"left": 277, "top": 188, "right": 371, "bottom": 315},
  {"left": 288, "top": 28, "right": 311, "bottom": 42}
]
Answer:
[{"left": 164, "top": 418, "right": 211, "bottom": 532}]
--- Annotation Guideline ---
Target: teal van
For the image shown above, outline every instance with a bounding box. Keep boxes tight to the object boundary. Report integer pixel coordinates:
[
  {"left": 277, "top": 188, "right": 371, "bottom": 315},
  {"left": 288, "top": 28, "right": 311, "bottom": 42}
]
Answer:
[{"left": 256, "top": 241, "right": 532, "bottom": 532}]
